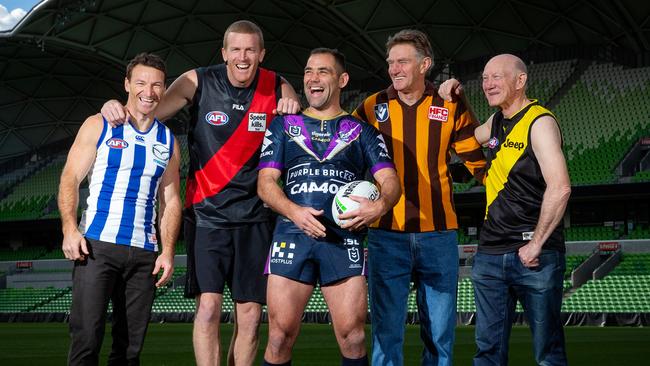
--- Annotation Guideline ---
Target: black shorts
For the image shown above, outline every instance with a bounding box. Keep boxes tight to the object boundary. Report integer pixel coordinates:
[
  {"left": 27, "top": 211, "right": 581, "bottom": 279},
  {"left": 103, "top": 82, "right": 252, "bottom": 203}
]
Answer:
[{"left": 184, "top": 215, "right": 273, "bottom": 304}]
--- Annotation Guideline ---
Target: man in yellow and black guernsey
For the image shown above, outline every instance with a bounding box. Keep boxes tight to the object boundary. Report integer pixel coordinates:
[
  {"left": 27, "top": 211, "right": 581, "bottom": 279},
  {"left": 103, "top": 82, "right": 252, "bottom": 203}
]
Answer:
[{"left": 472, "top": 54, "right": 571, "bottom": 366}]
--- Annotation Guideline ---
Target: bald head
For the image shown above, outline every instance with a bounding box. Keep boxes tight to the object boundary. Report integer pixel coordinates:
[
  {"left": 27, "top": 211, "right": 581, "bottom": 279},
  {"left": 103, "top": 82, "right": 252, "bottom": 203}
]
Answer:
[
  {"left": 482, "top": 53, "right": 529, "bottom": 111},
  {"left": 486, "top": 54, "right": 527, "bottom": 77}
]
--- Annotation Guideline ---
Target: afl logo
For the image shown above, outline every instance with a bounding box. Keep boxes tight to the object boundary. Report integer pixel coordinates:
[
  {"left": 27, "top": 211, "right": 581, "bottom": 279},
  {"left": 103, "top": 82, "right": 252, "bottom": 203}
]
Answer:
[
  {"left": 106, "top": 138, "right": 128, "bottom": 149},
  {"left": 205, "top": 111, "right": 229, "bottom": 126},
  {"left": 487, "top": 137, "right": 499, "bottom": 149}
]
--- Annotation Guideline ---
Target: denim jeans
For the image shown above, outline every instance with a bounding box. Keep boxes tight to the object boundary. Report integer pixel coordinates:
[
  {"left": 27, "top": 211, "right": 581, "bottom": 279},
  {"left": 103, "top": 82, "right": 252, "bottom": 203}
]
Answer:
[
  {"left": 368, "top": 229, "right": 458, "bottom": 366},
  {"left": 471, "top": 250, "right": 568, "bottom": 366}
]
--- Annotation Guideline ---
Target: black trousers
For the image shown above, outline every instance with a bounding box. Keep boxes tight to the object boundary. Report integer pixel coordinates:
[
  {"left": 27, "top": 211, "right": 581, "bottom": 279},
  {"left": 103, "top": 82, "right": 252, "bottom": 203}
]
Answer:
[{"left": 68, "top": 239, "right": 157, "bottom": 366}]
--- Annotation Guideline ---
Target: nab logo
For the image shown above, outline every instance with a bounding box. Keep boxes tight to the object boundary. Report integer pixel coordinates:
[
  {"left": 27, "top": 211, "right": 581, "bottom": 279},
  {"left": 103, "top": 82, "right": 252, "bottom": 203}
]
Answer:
[
  {"left": 106, "top": 138, "right": 128, "bottom": 149},
  {"left": 428, "top": 106, "right": 449, "bottom": 122},
  {"left": 205, "top": 111, "right": 229, "bottom": 126}
]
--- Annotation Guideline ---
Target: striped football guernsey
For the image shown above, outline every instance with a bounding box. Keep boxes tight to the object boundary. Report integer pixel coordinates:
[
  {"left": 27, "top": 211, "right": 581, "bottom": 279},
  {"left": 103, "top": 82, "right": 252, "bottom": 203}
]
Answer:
[
  {"left": 184, "top": 64, "right": 281, "bottom": 227},
  {"left": 479, "top": 101, "right": 565, "bottom": 254},
  {"left": 79, "top": 117, "right": 174, "bottom": 252},
  {"left": 353, "top": 81, "right": 486, "bottom": 232}
]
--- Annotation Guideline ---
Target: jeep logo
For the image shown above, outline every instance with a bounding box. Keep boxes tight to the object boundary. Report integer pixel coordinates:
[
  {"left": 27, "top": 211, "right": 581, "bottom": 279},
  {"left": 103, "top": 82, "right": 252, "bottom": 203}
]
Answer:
[{"left": 503, "top": 138, "right": 524, "bottom": 151}]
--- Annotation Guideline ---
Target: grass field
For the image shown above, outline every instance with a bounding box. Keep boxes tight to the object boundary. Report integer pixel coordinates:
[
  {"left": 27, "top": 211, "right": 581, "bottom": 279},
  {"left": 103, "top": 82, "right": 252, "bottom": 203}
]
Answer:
[{"left": 1, "top": 323, "right": 649, "bottom": 365}]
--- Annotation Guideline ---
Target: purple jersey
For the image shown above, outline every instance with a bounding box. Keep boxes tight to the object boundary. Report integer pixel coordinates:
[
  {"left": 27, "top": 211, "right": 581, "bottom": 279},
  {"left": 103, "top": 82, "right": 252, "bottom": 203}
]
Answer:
[{"left": 259, "top": 112, "right": 394, "bottom": 218}]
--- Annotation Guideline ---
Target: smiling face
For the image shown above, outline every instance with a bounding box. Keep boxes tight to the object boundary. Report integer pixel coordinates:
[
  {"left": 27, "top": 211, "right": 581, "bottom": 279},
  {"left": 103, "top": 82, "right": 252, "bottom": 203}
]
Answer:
[
  {"left": 482, "top": 54, "right": 527, "bottom": 109},
  {"left": 386, "top": 43, "right": 430, "bottom": 93},
  {"left": 221, "top": 32, "right": 265, "bottom": 88},
  {"left": 303, "top": 52, "right": 349, "bottom": 114},
  {"left": 124, "top": 64, "right": 166, "bottom": 118}
]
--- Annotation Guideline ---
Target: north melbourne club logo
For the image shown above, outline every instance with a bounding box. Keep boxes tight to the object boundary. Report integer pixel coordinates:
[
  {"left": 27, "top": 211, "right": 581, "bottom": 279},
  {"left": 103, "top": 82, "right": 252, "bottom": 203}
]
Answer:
[{"left": 374, "top": 103, "right": 389, "bottom": 122}]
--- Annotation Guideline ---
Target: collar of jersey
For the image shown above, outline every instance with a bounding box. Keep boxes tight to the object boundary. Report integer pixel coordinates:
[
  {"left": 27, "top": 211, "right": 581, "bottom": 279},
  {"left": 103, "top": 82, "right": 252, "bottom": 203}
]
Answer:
[{"left": 302, "top": 109, "right": 348, "bottom": 121}]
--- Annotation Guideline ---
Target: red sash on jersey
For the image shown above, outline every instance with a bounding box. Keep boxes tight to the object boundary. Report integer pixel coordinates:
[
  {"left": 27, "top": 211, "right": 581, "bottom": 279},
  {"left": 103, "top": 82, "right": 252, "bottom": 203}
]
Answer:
[{"left": 185, "top": 69, "right": 277, "bottom": 207}]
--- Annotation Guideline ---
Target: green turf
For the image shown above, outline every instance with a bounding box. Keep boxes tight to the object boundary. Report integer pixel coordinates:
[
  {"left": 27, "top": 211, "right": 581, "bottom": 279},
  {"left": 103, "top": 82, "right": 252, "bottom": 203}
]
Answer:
[{"left": 0, "top": 323, "right": 648, "bottom": 365}]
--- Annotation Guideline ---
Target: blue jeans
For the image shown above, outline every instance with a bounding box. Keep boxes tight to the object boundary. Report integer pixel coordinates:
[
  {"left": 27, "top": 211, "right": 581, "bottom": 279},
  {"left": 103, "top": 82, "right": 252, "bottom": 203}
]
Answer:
[
  {"left": 471, "top": 250, "right": 568, "bottom": 366},
  {"left": 368, "top": 229, "right": 458, "bottom": 366}
]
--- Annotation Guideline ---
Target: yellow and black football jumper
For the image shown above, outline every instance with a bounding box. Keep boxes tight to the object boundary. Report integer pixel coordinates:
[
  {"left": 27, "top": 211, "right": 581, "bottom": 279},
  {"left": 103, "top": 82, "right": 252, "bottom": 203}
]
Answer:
[
  {"left": 479, "top": 101, "right": 565, "bottom": 254},
  {"left": 353, "top": 81, "right": 486, "bottom": 232}
]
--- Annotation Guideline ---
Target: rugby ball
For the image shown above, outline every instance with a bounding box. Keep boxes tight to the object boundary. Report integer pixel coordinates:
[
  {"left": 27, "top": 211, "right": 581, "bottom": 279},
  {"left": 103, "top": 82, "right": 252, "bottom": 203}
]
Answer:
[{"left": 332, "top": 180, "right": 380, "bottom": 227}]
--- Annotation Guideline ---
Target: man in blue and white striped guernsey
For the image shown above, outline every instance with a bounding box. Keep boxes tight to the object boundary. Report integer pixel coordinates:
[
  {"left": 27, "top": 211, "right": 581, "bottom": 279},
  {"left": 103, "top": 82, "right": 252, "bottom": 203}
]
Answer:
[{"left": 58, "top": 53, "right": 182, "bottom": 366}]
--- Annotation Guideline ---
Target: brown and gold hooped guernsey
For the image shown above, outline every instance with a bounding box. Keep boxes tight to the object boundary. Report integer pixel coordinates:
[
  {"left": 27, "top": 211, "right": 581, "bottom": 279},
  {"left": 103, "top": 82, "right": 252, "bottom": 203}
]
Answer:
[{"left": 479, "top": 101, "right": 565, "bottom": 254}]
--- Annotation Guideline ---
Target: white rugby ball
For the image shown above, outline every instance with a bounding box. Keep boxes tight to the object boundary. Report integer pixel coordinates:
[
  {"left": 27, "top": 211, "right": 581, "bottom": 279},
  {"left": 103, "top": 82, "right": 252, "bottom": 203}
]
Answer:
[{"left": 332, "top": 180, "right": 380, "bottom": 227}]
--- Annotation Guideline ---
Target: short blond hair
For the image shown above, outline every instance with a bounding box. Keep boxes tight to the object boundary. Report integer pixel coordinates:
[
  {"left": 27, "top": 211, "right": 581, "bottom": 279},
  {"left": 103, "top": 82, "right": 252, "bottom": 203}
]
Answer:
[{"left": 223, "top": 20, "right": 264, "bottom": 49}]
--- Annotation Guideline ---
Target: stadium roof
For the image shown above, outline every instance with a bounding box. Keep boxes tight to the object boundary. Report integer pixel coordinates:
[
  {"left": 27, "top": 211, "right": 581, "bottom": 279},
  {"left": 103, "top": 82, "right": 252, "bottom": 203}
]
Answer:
[{"left": 1, "top": 0, "right": 650, "bottom": 163}]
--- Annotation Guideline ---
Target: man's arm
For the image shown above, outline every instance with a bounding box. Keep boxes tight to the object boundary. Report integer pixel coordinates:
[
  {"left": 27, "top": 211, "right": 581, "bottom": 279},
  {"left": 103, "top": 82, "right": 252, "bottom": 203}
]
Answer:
[
  {"left": 153, "top": 140, "right": 182, "bottom": 287},
  {"left": 58, "top": 114, "right": 103, "bottom": 260},
  {"left": 257, "top": 168, "right": 326, "bottom": 238},
  {"left": 474, "top": 114, "right": 494, "bottom": 146},
  {"left": 101, "top": 69, "right": 199, "bottom": 125},
  {"left": 339, "top": 167, "right": 401, "bottom": 231},
  {"left": 518, "top": 115, "right": 571, "bottom": 267},
  {"left": 273, "top": 77, "right": 301, "bottom": 115}
]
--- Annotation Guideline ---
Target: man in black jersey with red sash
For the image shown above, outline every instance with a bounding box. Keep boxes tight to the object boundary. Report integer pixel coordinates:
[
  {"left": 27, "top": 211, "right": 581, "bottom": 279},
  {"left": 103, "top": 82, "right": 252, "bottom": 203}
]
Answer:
[{"left": 102, "top": 20, "right": 300, "bottom": 366}]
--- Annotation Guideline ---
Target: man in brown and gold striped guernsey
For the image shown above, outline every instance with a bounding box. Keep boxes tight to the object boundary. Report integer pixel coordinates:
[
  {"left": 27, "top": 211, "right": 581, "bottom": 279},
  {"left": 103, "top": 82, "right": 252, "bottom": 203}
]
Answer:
[{"left": 353, "top": 29, "right": 486, "bottom": 366}]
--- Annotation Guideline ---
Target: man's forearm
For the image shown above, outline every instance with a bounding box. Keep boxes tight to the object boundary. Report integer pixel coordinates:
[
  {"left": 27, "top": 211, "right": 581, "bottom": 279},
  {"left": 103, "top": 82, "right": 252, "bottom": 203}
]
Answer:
[
  {"left": 158, "top": 200, "right": 181, "bottom": 255},
  {"left": 58, "top": 176, "right": 80, "bottom": 234},
  {"left": 258, "top": 176, "right": 300, "bottom": 220},
  {"left": 530, "top": 185, "right": 571, "bottom": 248}
]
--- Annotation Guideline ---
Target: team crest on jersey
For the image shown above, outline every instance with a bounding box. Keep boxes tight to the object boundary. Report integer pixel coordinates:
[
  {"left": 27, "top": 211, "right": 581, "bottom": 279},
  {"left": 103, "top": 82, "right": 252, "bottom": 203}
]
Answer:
[
  {"left": 288, "top": 125, "right": 302, "bottom": 137},
  {"left": 205, "top": 111, "right": 229, "bottom": 126},
  {"left": 248, "top": 113, "right": 267, "bottom": 132},
  {"left": 106, "top": 138, "right": 128, "bottom": 149},
  {"left": 487, "top": 137, "right": 499, "bottom": 149},
  {"left": 428, "top": 106, "right": 449, "bottom": 122},
  {"left": 152, "top": 144, "right": 170, "bottom": 167},
  {"left": 348, "top": 247, "right": 360, "bottom": 263},
  {"left": 374, "top": 103, "right": 389, "bottom": 122},
  {"left": 337, "top": 119, "right": 361, "bottom": 143}
]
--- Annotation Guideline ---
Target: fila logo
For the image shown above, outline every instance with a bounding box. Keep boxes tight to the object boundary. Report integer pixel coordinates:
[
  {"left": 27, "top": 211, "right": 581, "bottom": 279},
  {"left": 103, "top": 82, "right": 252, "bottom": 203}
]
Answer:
[
  {"left": 428, "top": 106, "right": 449, "bottom": 122},
  {"left": 232, "top": 103, "right": 244, "bottom": 110}
]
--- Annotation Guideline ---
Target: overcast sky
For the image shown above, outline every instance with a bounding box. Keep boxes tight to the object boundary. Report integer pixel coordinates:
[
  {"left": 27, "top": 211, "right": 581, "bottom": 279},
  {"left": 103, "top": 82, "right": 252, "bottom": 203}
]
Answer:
[{"left": 0, "top": 1, "right": 41, "bottom": 32}]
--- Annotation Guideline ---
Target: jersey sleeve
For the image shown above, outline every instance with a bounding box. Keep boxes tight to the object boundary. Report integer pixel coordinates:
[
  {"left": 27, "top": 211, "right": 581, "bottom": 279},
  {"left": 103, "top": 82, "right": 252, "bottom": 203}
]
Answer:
[
  {"left": 360, "top": 122, "right": 395, "bottom": 175},
  {"left": 258, "top": 115, "right": 286, "bottom": 171},
  {"left": 450, "top": 98, "right": 487, "bottom": 183}
]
